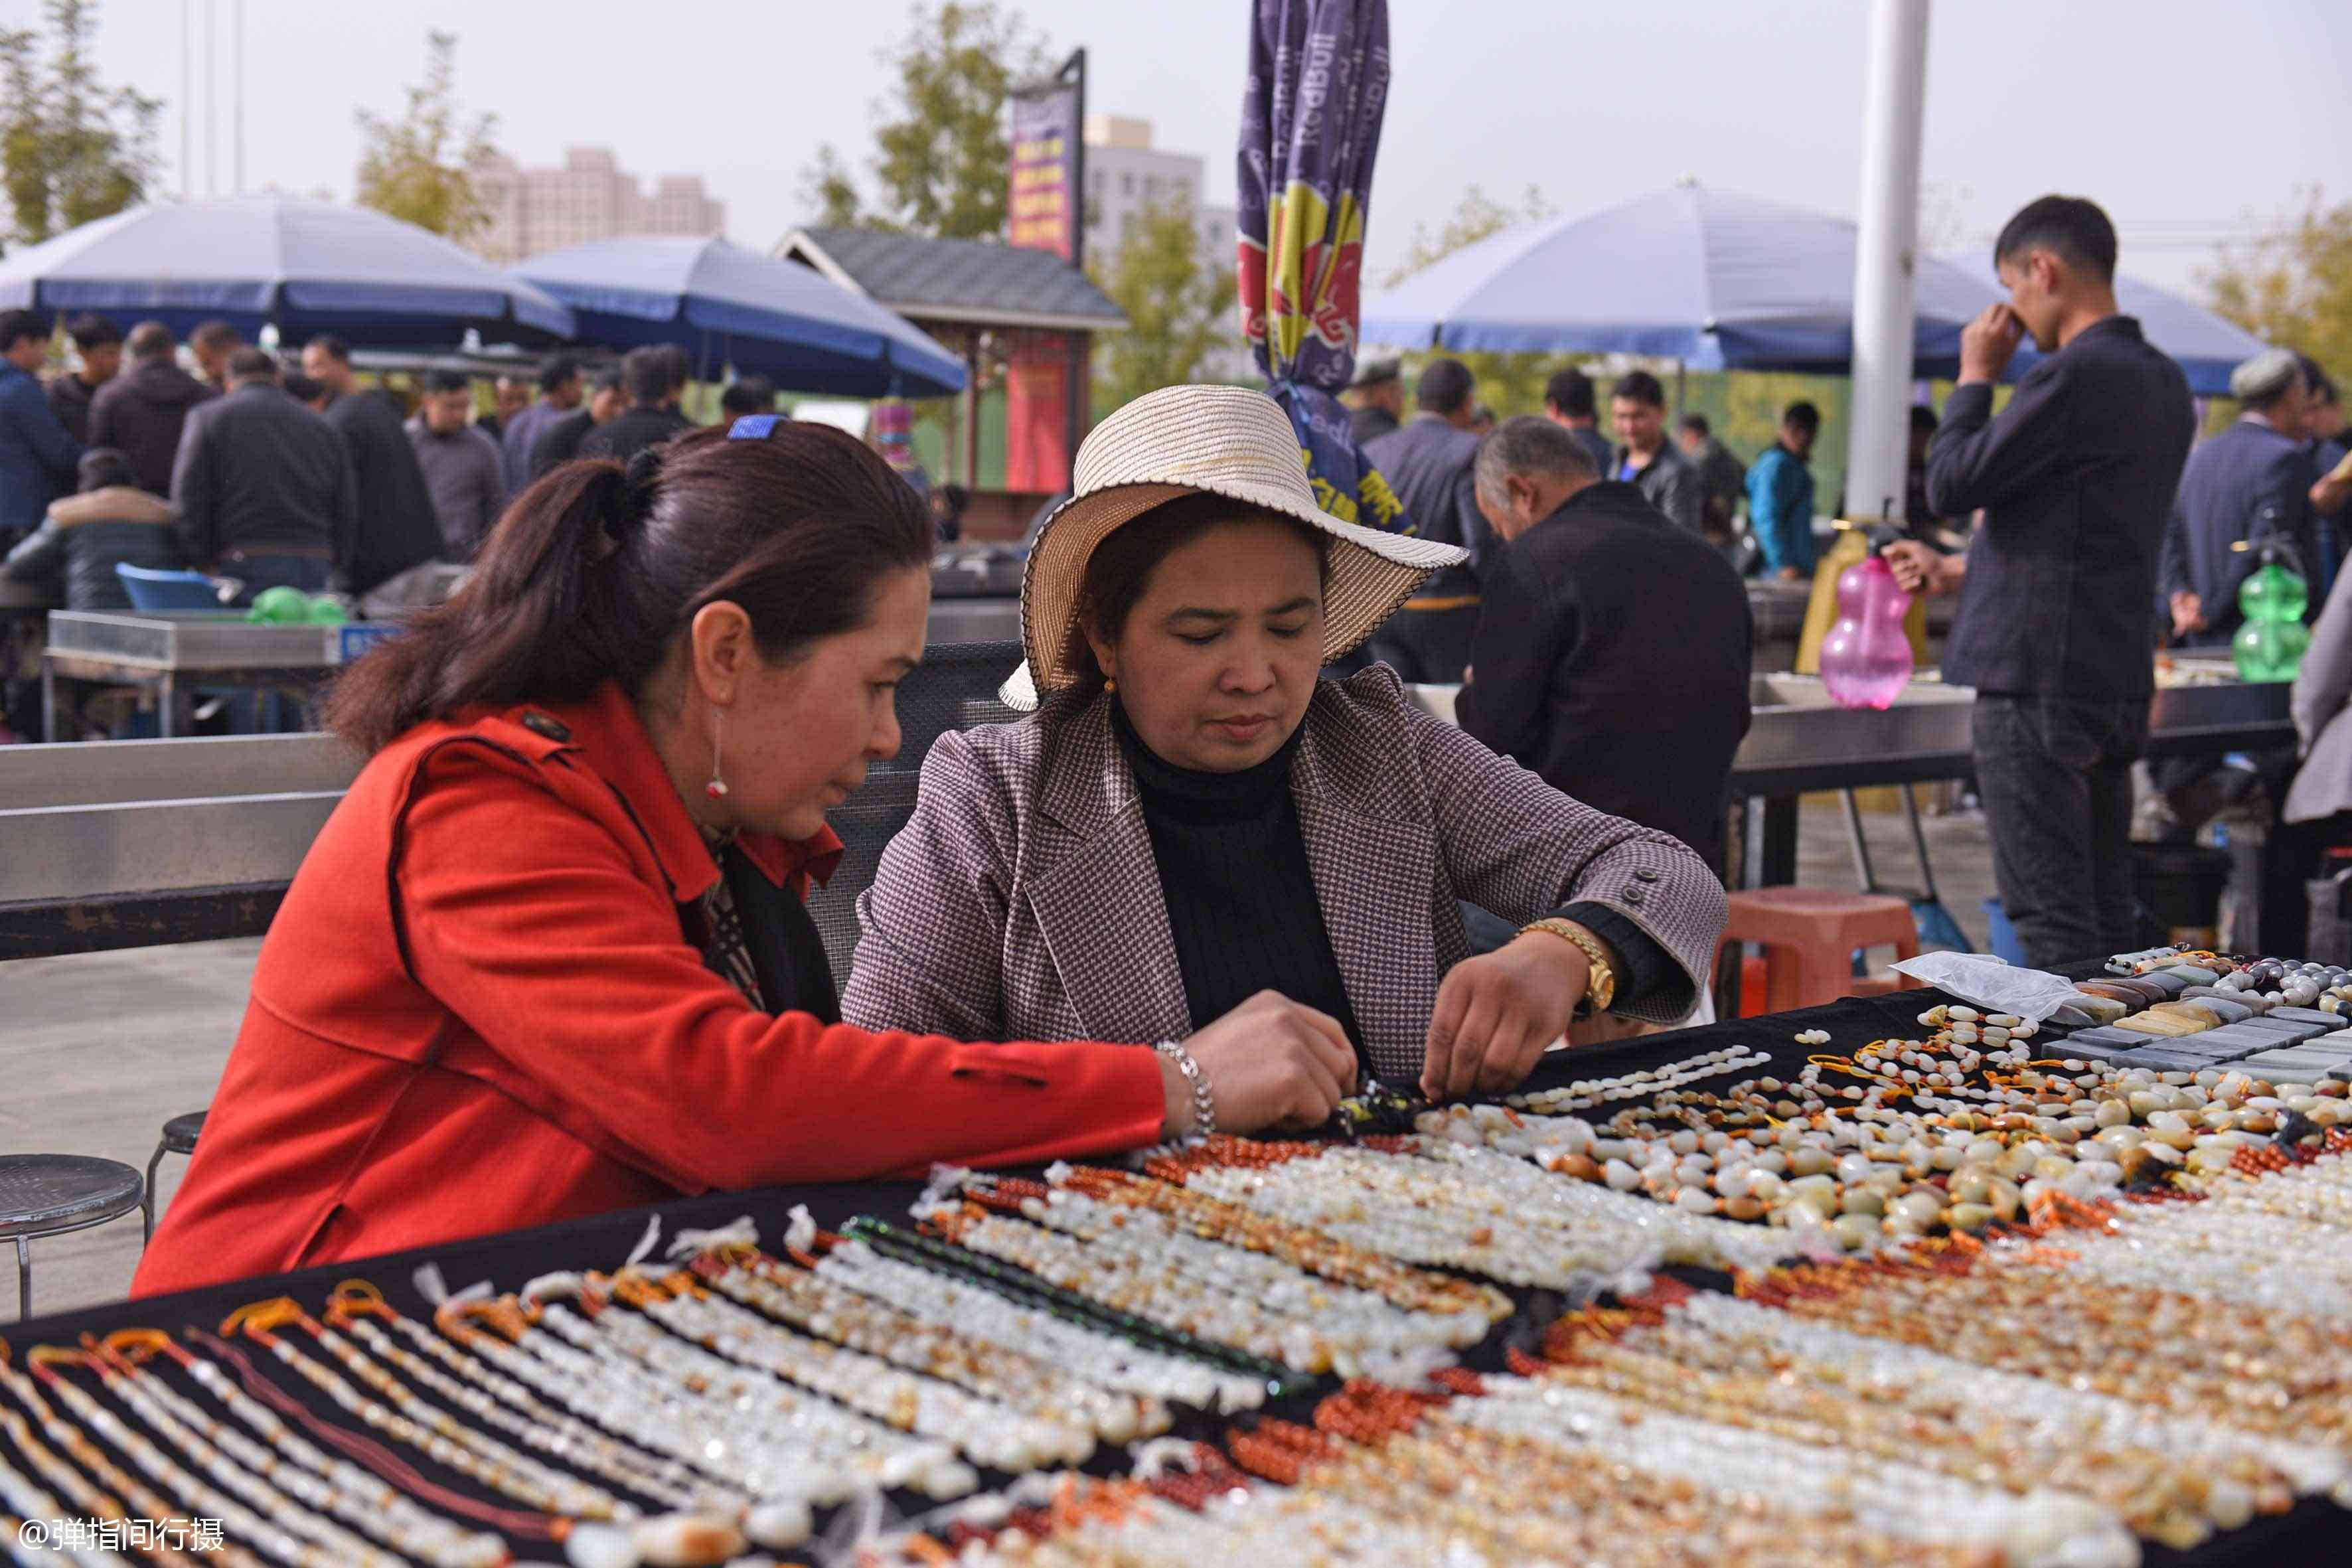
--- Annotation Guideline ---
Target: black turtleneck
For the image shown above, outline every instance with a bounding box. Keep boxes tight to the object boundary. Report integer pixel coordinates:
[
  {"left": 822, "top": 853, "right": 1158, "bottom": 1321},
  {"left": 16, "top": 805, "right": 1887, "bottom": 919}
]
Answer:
[
  {"left": 1113, "top": 702, "right": 1681, "bottom": 1051},
  {"left": 1113, "top": 702, "right": 1368, "bottom": 1069}
]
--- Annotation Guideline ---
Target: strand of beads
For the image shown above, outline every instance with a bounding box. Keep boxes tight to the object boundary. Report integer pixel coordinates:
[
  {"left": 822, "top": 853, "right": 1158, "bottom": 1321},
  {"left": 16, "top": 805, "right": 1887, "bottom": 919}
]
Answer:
[
  {"left": 341, "top": 1308, "right": 742, "bottom": 1512},
  {"left": 1154, "top": 1134, "right": 1794, "bottom": 1278},
  {"left": 27, "top": 1347, "right": 404, "bottom": 1568},
  {"left": 603, "top": 1267, "right": 1093, "bottom": 1473},
  {"left": 799, "top": 1237, "right": 1266, "bottom": 1415},
  {"left": 0, "top": 1447, "right": 138, "bottom": 1568},
  {"left": 1502, "top": 1045, "right": 1769, "bottom": 1113},
  {"left": 435, "top": 1294, "right": 955, "bottom": 1506},
  {"left": 1654, "top": 1289, "right": 2351, "bottom": 1506},
  {"left": 1038, "top": 1166, "right": 1512, "bottom": 1324},
  {"left": 1742, "top": 1242, "right": 2352, "bottom": 1451},
  {"left": 82, "top": 1336, "right": 507, "bottom": 1568},
  {"left": 684, "top": 1248, "right": 1168, "bottom": 1445},
  {"left": 916, "top": 1195, "right": 1470, "bottom": 1379},
  {"left": 1444, "top": 1373, "right": 2134, "bottom": 1567},
  {"left": 0, "top": 1370, "right": 205, "bottom": 1568},
  {"left": 1535, "top": 1296, "right": 2281, "bottom": 1547}
]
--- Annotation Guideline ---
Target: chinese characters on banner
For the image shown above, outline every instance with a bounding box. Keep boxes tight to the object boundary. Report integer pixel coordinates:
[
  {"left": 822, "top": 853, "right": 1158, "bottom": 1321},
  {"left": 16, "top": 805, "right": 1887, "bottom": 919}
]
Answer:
[
  {"left": 1006, "top": 78, "right": 1083, "bottom": 489},
  {"left": 1236, "top": 0, "right": 1409, "bottom": 536}
]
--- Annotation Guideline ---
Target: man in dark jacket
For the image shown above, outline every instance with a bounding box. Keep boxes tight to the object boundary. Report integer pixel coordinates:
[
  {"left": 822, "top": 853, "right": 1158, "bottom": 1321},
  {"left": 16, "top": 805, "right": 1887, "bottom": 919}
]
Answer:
[
  {"left": 171, "top": 348, "right": 356, "bottom": 602},
  {"left": 1361, "top": 358, "right": 1494, "bottom": 682},
  {"left": 1610, "top": 370, "right": 1705, "bottom": 534},
  {"left": 1543, "top": 367, "right": 1616, "bottom": 479},
  {"left": 3, "top": 448, "right": 182, "bottom": 610},
  {"left": 1887, "top": 195, "right": 2195, "bottom": 968},
  {"left": 530, "top": 368, "right": 625, "bottom": 477},
  {"left": 579, "top": 347, "right": 694, "bottom": 465},
  {"left": 407, "top": 369, "right": 507, "bottom": 559},
  {"left": 2159, "top": 349, "right": 2319, "bottom": 646},
  {"left": 498, "top": 355, "right": 580, "bottom": 494},
  {"left": 46, "top": 313, "right": 122, "bottom": 445},
  {"left": 0, "top": 309, "right": 81, "bottom": 543},
  {"left": 299, "top": 334, "right": 445, "bottom": 607},
  {"left": 1676, "top": 413, "right": 1748, "bottom": 548},
  {"left": 89, "top": 322, "right": 218, "bottom": 495},
  {"left": 1343, "top": 357, "right": 1403, "bottom": 447},
  {"left": 1458, "top": 416, "right": 1753, "bottom": 874}
]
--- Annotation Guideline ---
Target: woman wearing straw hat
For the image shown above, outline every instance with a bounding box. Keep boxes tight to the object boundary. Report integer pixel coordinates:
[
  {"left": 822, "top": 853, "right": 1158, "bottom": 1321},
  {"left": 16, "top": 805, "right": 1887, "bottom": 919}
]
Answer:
[{"left": 842, "top": 386, "right": 1726, "bottom": 1103}]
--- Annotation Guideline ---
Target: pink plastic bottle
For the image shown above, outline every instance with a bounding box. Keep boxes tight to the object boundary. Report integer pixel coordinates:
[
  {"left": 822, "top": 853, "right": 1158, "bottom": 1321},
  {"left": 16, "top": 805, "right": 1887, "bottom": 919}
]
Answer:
[{"left": 1819, "top": 553, "right": 1915, "bottom": 710}]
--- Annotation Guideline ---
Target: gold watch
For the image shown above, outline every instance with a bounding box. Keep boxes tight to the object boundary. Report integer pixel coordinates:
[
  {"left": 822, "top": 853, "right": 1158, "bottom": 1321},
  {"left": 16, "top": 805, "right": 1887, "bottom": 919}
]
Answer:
[{"left": 1520, "top": 917, "right": 1616, "bottom": 1018}]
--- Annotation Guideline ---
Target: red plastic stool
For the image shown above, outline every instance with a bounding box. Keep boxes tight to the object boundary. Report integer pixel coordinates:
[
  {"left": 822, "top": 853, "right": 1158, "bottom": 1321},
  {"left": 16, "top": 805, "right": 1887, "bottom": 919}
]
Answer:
[{"left": 1721, "top": 887, "right": 1919, "bottom": 1015}]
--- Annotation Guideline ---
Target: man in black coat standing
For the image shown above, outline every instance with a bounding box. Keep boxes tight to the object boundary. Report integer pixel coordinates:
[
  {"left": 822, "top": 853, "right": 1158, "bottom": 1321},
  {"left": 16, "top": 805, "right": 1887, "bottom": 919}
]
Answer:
[
  {"left": 299, "top": 334, "right": 445, "bottom": 612},
  {"left": 1362, "top": 358, "right": 1494, "bottom": 682},
  {"left": 170, "top": 349, "right": 355, "bottom": 602},
  {"left": 89, "top": 323, "right": 217, "bottom": 495},
  {"left": 2159, "top": 349, "right": 2319, "bottom": 646},
  {"left": 578, "top": 347, "right": 694, "bottom": 466},
  {"left": 1457, "top": 416, "right": 1753, "bottom": 875},
  {"left": 1886, "top": 196, "right": 2195, "bottom": 969}
]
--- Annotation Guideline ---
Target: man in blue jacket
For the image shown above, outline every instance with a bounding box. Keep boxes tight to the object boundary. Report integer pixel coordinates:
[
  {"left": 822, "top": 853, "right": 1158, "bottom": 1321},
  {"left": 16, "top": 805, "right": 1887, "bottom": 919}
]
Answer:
[
  {"left": 2159, "top": 349, "right": 2319, "bottom": 646},
  {"left": 1886, "top": 196, "right": 2195, "bottom": 968},
  {"left": 1745, "top": 401, "right": 1821, "bottom": 579},
  {"left": 0, "top": 310, "right": 82, "bottom": 546}
]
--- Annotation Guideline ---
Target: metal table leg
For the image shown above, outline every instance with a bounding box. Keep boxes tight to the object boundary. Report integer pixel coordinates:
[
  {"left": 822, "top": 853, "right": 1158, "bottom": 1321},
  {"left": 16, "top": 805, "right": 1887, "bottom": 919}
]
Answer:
[
  {"left": 160, "top": 670, "right": 182, "bottom": 738},
  {"left": 1841, "top": 788, "right": 1881, "bottom": 891},
  {"left": 1743, "top": 796, "right": 1800, "bottom": 888},
  {"left": 40, "top": 658, "right": 58, "bottom": 742},
  {"left": 14, "top": 1235, "right": 28, "bottom": 1321}
]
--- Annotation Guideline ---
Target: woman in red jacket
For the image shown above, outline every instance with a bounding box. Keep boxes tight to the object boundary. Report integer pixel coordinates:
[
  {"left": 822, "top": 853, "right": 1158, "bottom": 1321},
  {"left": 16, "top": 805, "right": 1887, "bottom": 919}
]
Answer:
[{"left": 136, "top": 420, "right": 1354, "bottom": 1297}]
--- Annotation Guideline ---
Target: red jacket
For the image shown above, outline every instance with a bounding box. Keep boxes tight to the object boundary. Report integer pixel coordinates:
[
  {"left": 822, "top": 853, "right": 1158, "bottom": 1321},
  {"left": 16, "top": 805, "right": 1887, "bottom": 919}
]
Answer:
[{"left": 135, "top": 683, "right": 1165, "bottom": 1297}]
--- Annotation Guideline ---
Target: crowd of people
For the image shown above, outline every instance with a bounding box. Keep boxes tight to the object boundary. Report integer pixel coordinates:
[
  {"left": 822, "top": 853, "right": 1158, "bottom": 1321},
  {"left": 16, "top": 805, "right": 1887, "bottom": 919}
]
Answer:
[{"left": 0, "top": 317, "right": 794, "bottom": 621}]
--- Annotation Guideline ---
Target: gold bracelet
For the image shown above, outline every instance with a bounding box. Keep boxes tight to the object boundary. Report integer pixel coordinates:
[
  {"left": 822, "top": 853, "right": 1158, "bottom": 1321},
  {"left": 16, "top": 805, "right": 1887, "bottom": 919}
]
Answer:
[{"left": 1519, "top": 918, "right": 1616, "bottom": 1018}]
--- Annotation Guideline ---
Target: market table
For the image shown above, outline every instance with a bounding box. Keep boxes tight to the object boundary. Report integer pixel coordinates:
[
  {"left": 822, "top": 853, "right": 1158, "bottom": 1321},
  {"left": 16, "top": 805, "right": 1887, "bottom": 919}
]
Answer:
[{"left": 7, "top": 990, "right": 2340, "bottom": 1566}]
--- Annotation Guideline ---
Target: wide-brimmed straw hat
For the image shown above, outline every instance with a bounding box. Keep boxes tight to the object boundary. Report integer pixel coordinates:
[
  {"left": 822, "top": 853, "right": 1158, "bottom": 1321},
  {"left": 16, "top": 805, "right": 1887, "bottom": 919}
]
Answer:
[{"left": 1000, "top": 384, "right": 1467, "bottom": 710}]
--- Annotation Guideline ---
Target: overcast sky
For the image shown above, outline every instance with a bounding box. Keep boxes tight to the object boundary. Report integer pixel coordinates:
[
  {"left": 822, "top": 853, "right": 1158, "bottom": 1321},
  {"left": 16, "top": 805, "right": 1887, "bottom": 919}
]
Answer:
[{"left": 40, "top": 0, "right": 2352, "bottom": 299}]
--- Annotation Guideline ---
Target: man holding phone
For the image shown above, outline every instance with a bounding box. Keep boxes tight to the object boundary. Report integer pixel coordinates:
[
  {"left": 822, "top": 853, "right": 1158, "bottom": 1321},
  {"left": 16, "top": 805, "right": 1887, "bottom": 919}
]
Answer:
[{"left": 1884, "top": 196, "right": 2193, "bottom": 969}]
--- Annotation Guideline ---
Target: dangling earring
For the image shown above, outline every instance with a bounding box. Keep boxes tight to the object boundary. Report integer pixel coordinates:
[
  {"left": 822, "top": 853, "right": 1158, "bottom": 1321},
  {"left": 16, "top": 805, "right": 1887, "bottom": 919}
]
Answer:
[
  {"left": 1104, "top": 675, "right": 1118, "bottom": 694},
  {"left": 706, "top": 706, "right": 730, "bottom": 799}
]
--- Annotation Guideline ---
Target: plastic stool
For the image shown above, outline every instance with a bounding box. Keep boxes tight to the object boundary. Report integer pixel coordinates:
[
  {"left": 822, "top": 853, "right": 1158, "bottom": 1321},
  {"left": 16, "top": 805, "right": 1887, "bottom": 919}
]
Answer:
[
  {"left": 142, "top": 1111, "right": 206, "bottom": 1243},
  {"left": 1721, "top": 887, "right": 1920, "bottom": 1015},
  {"left": 0, "top": 1155, "right": 145, "bottom": 1320}
]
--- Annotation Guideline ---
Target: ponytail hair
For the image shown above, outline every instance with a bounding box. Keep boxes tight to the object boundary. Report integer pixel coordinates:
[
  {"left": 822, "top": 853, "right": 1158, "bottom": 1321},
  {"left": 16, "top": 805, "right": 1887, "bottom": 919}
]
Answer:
[{"left": 326, "top": 422, "right": 933, "bottom": 753}]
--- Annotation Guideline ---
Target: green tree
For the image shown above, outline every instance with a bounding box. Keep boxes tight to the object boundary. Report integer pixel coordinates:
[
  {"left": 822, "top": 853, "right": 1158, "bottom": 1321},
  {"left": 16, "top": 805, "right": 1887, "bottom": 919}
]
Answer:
[
  {"left": 1091, "top": 198, "right": 1235, "bottom": 410},
  {"left": 2203, "top": 187, "right": 2352, "bottom": 384},
  {"left": 354, "top": 32, "right": 498, "bottom": 241},
  {"left": 0, "top": 0, "right": 160, "bottom": 252},
  {"left": 802, "top": 2, "right": 1049, "bottom": 238},
  {"left": 1381, "top": 185, "right": 1561, "bottom": 416}
]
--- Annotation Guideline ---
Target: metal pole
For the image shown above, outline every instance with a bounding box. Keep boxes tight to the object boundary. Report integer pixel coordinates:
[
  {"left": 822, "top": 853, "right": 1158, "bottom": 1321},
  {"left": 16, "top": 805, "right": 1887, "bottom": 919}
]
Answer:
[
  {"left": 1063, "top": 47, "right": 1088, "bottom": 484},
  {"left": 231, "top": 0, "right": 244, "bottom": 193},
  {"left": 1843, "top": 0, "right": 1932, "bottom": 526},
  {"left": 179, "top": 0, "right": 192, "bottom": 197},
  {"left": 203, "top": 0, "right": 217, "bottom": 196}
]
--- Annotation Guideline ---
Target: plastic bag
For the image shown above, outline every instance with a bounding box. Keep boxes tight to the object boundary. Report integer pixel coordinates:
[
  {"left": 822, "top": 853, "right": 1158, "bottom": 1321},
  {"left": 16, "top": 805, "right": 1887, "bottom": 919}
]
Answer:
[{"left": 1888, "top": 951, "right": 2081, "bottom": 1023}]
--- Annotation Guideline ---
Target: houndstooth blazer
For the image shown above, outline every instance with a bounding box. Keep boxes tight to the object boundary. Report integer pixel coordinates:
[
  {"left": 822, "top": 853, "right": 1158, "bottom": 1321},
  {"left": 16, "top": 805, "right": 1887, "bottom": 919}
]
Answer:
[{"left": 840, "top": 665, "right": 1726, "bottom": 1081}]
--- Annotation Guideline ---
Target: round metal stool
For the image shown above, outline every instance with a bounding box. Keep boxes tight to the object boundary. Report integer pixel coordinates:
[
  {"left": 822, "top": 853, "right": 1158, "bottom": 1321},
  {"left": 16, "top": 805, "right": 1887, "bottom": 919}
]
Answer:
[
  {"left": 143, "top": 1111, "right": 208, "bottom": 1243},
  {"left": 0, "top": 1154, "right": 145, "bottom": 1321}
]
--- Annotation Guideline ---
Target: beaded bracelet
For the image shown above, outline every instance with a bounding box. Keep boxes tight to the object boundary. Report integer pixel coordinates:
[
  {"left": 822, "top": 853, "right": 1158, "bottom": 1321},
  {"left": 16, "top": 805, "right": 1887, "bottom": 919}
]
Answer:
[{"left": 1152, "top": 1040, "right": 1216, "bottom": 1140}]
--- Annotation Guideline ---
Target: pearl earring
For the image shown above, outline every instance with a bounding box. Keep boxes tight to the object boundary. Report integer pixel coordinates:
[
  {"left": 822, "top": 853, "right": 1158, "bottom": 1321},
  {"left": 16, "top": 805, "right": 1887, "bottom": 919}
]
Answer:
[{"left": 706, "top": 707, "right": 729, "bottom": 799}]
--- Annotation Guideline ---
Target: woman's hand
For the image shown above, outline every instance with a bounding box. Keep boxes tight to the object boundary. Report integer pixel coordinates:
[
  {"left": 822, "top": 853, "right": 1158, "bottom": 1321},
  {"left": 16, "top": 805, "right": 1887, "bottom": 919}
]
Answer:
[
  {"left": 1164, "top": 991, "right": 1359, "bottom": 1137},
  {"left": 1421, "top": 933, "right": 1593, "bottom": 1102}
]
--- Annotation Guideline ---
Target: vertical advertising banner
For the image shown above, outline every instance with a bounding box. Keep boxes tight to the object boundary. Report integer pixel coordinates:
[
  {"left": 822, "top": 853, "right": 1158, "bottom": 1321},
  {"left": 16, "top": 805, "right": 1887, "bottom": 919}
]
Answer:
[
  {"left": 1236, "top": 0, "right": 1408, "bottom": 536},
  {"left": 1008, "top": 85, "right": 1080, "bottom": 262}
]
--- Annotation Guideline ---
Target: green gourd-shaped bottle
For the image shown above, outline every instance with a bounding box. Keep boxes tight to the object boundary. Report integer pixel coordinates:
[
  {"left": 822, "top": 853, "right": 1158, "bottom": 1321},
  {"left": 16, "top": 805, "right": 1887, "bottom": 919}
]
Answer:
[{"left": 2233, "top": 537, "right": 2310, "bottom": 683}]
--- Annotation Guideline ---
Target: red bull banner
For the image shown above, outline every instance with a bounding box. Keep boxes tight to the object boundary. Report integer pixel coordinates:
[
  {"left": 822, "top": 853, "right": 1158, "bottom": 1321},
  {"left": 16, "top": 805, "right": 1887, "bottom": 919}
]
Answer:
[{"left": 1237, "top": 0, "right": 1408, "bottom": 535}]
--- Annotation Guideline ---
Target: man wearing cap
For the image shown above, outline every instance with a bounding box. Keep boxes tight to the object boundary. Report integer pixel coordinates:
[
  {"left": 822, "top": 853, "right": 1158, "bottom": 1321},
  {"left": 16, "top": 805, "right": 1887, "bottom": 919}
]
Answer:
[
  {"left": 2160, "top": 348, "right": 2319, "bottom": 647},
  {"left": 1344, "top": 357, "right": 1403, "bottom": 447}
]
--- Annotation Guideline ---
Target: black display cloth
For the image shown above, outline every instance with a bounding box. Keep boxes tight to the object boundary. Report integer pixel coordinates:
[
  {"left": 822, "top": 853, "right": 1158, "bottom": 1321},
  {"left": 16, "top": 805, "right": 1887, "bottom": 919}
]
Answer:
[{"left": 4, "top": 990, "right": 2340, "bottom": 1565}]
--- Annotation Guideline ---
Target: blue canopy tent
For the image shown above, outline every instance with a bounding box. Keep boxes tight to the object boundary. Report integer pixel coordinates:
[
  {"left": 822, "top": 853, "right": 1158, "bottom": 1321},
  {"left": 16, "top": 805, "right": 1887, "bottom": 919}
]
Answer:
[
  {"left": 1360, "top": 186, "right": 1997, "bottom": 370},
  {"left": 0, "top": 196, "right": 574, "bottom": 347},
  {"left": 514, "top": 236, "right": 967, "bottom": 398}
]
